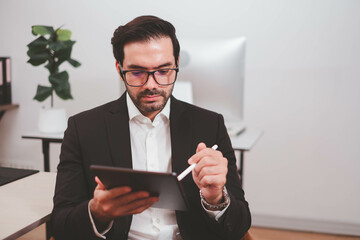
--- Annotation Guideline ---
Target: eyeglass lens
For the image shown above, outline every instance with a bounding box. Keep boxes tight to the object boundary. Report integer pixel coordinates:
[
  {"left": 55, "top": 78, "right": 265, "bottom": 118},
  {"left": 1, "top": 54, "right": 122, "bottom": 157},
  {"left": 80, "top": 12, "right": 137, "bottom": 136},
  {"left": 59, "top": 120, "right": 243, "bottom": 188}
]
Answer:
[{"left": 125, "top": 69, "right": 177, "bottom": 86}]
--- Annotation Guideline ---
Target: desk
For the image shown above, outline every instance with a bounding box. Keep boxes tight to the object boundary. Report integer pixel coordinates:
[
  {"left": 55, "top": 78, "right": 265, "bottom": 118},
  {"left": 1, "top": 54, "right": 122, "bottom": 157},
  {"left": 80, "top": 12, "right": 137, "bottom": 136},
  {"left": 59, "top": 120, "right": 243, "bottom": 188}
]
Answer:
[
  {"left": 22, "top": 131, "right": 63, "bottom": 172},
  {"left": 230, "top": 129, "right": 263, "bottom": 184},
  {"left": 0, "top": 104, "right": 19, "bottom": 120},
  {"left": 21, "top": 129, "right": 262, "bottom": 184},
  {"left": 0, "top": 172, "right": 56, "bottom": 240}
]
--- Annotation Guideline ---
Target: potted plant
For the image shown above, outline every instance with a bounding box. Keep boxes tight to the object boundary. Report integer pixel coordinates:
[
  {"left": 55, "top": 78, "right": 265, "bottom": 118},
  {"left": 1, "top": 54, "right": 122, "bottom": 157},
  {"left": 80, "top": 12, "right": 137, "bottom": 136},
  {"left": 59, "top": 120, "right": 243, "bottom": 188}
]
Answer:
[{"left": 27, "top": 25, "right": 81, "bottom": 133}]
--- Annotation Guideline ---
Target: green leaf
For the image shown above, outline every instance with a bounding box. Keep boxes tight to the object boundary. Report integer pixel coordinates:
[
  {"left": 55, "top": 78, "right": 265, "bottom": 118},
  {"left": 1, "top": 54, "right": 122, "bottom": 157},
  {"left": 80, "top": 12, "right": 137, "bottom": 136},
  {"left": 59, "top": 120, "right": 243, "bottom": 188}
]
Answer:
[
  {"left": 49, "top": 71, "right": 73, "bottom": 100},
  {"left": 27, "top": 50, "right": 51, "bottom": 66},
  {"left": 55, "top": 42, "right": 75, "bottom": 65},
  {"left": 33, "top": 85, "right": 52, "bottom": 102},
  {"left": 49, "top": 40, "right": 74, "bottom": 52},
  {"left": 49, "top": 41, "right": 69, "bottom": 52},
  {"left": 27, "top": 48, "right": 45, "bottom": 58},
  {"left": 49, "top": 71, "right": 69, "bottom": 82},
  {"left": 32, "top": 26, "right": 54, "bottom": 36},
  {"left": 27, "top": 36, "right": 48, "bottom": 50},
  {"left": 67, "top": 58, "right": 81, "bottom": 68},
  {"left": 56, "top": 29, "right": 72, "bottom": 41}
]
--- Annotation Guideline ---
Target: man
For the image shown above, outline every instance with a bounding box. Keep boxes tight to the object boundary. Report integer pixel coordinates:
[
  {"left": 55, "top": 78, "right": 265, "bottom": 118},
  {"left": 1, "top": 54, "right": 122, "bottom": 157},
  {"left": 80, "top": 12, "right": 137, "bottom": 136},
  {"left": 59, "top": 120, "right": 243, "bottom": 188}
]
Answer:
[{"left": 52, "top": 15, "right": 251, "bottom": 240}]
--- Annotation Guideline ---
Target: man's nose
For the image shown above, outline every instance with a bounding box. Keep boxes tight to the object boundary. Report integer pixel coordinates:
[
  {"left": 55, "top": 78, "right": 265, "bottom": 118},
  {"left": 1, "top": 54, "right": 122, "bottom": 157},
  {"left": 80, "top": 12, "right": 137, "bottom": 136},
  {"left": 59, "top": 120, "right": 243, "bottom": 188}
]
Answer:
[{"left": 145, "top": 73, "right": 159, "bottom": 88}]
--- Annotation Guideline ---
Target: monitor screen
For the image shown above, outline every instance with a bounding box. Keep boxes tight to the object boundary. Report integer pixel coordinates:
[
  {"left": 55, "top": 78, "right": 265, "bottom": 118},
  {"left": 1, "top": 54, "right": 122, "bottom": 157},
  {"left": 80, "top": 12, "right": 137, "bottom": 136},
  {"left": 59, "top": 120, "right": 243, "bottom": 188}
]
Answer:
[{"left": 174, "top": 37, "right": 246, "bottom": 124}]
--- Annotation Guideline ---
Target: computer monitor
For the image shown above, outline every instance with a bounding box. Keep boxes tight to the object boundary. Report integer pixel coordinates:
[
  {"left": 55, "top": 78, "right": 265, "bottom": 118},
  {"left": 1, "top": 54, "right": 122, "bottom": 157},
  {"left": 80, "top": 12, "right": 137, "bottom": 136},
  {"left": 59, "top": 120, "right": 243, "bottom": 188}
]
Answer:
[
  {"left": 118, "top": 37, "right": 247, "bottom": 135},
  {"left": 174, "top": 37, "right": 246, "bottom": 127}
]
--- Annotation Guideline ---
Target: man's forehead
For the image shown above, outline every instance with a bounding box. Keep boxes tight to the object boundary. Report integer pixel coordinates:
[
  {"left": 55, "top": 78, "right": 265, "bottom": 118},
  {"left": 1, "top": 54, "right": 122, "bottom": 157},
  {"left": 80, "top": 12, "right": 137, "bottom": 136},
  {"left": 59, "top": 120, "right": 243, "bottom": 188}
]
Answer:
[
  {"left": 122, "top": 37, "right": 175, "bottom": 68},
  {"left": 123, "top": 36, "right": 173, "bottom": 51}
]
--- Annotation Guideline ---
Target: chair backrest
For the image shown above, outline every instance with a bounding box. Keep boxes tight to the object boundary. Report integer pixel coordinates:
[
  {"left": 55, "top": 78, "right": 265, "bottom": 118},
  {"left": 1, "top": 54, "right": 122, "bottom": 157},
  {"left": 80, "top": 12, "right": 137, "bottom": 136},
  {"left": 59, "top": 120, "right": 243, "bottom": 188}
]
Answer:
[{"left": 240, "top": 231, "right": 254, "bottom": 240}]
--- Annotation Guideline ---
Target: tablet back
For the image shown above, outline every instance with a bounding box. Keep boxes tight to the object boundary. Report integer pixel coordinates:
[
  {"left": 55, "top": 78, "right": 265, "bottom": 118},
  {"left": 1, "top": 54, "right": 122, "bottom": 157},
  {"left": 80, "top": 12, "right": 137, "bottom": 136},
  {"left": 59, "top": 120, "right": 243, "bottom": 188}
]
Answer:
[{"left": 90, "top": 165, "right": 189, "bottom": 211}]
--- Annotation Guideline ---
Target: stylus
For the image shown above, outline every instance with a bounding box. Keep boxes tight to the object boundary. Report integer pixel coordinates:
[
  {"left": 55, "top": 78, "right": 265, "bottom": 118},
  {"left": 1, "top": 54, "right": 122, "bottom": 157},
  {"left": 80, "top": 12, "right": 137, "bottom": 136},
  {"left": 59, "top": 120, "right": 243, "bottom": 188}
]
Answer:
[{"left": 177, "top": 144, "right": 218, "bottom": 181}]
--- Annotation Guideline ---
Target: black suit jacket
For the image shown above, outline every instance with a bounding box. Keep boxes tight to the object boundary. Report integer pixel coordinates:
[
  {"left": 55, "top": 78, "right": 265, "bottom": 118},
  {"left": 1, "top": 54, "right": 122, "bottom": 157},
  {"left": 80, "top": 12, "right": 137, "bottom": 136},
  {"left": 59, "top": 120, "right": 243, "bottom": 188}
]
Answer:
[{"left": 51, "top": 93, "right": 251, "bottom": 240}]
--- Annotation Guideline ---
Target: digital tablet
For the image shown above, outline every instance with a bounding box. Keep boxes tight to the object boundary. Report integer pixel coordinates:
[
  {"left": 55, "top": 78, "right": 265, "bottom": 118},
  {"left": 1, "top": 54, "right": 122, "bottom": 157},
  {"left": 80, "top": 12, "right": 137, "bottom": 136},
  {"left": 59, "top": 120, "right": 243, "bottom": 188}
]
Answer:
[{"left": 90, "top": 165, "right": 189, "bottom": 211}]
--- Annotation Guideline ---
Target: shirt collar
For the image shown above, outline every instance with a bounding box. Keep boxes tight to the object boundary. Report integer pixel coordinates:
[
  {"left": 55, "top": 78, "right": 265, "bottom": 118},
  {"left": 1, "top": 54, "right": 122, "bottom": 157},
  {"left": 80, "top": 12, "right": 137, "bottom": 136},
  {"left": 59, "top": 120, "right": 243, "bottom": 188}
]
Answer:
[{"left": 126, "top": 92, "right": 170, "bottom": 122}]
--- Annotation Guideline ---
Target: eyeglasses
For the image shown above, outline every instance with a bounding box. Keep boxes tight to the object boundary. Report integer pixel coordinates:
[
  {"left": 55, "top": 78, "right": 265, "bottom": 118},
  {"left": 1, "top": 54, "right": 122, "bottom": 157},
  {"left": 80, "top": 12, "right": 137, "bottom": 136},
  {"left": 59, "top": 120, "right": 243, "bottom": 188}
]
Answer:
[{"left": 120, "top": 67, "right": 179, "bottom": 87}]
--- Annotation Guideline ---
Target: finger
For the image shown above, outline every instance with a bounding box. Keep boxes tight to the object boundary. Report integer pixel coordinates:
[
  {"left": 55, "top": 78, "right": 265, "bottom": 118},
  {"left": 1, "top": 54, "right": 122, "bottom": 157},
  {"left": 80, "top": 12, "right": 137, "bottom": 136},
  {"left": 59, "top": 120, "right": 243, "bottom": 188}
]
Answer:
[
  {"left": 189, "top": 143, "right": 218, "bottom": 165},
  {"left": 189, "top": 148, "right": 223, "bottom": 165},
  {"left": 197, "top": 165, "right": 226, "bottom": 178},
  {"left": 198, "top": 174, "right": 227, "bottom": 188},
  {"left": 121, "top": 197, "right": 158, "bottom": 215},
  {"left": 103, "top": 186, "right": 132, "bottom": 199},
  {"left": 196, "top": 165, "right": 227, "bottom": 180},
  {"left": 194, "top": 156, "right": 221, "bottom": 171},
  {"left": 195, "top": 155, "right": 227, "bottom": 173},
  {"left": 116, "top": 191, "right": 151, "bottom": 204},
  {"left": 188, "top": 142, "right": 207, "bottom": 164},
  {"left": 95, "top": 176, "right": 106, "bottom": 190},
  {"left": 196, "top": 142, "right": 207, "bottom": 153},
  {"left": 95, "top": 191, "right": 152, "bottom": 216}
]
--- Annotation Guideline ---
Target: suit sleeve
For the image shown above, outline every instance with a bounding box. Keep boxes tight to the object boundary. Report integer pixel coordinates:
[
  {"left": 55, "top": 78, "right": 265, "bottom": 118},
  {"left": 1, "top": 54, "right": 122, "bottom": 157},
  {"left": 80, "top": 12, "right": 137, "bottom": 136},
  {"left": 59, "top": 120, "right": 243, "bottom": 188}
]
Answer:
[
  {"left": 202, "top": 114, "right": 251, "bottom": 240},
  {"left": 51, "top": 117, "right": 103, "bottom": 240}
]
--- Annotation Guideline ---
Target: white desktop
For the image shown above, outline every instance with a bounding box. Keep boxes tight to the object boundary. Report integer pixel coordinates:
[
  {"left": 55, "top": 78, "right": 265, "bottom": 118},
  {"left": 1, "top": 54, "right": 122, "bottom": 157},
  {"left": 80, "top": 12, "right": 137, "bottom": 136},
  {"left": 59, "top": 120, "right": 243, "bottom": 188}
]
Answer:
[
  {"left": 172, "top": 37, "right": 263, "bottom": 179},
  {"left": 173, "top": 37, "right": 247, "bottom": 136}
]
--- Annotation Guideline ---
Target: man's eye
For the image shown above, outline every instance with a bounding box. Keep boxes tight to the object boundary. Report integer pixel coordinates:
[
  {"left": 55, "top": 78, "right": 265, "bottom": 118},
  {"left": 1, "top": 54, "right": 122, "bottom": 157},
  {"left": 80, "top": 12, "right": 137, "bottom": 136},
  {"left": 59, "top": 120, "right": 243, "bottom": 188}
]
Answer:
[
  {"left": 157, "top": 69, "right": 170, "bottom": 75},
  {"left": 130, "top": 71, "right": 145, "bottom": 77}
]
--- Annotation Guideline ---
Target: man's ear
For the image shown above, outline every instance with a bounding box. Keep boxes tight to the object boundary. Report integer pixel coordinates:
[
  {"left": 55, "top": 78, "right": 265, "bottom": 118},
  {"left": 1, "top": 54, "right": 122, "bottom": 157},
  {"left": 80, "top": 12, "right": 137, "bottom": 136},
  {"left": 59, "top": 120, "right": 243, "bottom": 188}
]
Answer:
[
  {"left": 177, "top": 56, "right": 180, "bottom": 68},
  {"left": 115, "top": 61, "right": 120, "bottom": 74},
  {"left": 115, "top": 61, "right": 124, "bottom": 81}
]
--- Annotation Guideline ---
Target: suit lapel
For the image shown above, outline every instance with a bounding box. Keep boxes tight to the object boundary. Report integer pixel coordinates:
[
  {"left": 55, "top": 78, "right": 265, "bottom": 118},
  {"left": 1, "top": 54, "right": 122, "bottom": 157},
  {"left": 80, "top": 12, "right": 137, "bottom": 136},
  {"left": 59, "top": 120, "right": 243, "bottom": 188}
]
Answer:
[
  {"left": 105, "top": 93, "right": 132, "bottom": 169},
  {"left": 170, "top": 96, "right": 193, "bottom": 174},
  {"left": 104, "top": 94, "right": 192, "bottom": 171}
]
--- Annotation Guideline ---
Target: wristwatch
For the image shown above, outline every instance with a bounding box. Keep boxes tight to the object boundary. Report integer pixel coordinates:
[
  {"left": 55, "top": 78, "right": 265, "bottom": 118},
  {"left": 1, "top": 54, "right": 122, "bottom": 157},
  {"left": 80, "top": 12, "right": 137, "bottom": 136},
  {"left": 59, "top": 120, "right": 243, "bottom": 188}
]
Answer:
[{"left": 200, "top": 187, "right": 230, "bottom": 211}]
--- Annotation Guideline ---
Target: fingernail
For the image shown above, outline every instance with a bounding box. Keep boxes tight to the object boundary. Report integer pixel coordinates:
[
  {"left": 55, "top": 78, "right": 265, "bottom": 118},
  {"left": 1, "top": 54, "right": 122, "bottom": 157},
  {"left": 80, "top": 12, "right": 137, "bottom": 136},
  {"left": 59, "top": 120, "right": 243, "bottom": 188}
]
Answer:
[{"left": 188, "top": 158, "right": 192, "bottom": 164}]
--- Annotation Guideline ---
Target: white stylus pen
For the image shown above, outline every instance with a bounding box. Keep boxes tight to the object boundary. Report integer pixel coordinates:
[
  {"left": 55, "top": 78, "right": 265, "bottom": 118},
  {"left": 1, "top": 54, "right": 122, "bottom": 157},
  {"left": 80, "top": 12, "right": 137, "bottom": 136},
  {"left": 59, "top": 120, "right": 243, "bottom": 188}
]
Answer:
[{"left": 177, "top": 144, "right": 218, "bottom": 181}]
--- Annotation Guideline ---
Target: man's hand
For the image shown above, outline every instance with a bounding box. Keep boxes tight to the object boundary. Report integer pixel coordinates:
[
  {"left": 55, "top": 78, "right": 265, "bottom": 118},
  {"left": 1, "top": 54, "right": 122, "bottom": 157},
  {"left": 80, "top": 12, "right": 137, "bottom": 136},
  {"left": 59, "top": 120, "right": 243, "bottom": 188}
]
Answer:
[
  {"left": 188, "top": 143, "right": 228, "bottom": 205},
  {"left": 89, "top": 176, "right": 158, "bottom": 230}
]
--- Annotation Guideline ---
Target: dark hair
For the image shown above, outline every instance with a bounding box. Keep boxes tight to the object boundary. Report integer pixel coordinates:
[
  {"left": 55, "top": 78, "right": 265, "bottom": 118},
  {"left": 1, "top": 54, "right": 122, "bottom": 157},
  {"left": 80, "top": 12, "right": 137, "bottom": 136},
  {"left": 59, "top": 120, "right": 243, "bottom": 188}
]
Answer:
[{"left": 111, "top": 15, "right": 180, "bottom": 67}]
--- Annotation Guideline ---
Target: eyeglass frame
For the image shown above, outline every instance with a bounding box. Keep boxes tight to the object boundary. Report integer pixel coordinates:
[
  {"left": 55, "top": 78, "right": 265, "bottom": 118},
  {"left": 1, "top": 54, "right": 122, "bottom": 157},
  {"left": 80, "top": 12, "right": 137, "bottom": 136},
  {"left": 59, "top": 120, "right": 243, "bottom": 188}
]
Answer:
[{"left": 119, "top": 64, "right": 179, "bottom": 87}]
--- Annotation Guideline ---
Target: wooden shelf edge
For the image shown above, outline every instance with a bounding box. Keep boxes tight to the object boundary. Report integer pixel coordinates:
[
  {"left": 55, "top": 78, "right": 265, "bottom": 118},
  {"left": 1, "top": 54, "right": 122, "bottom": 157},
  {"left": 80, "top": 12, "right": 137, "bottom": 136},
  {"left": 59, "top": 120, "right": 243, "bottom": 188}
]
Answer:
[
  {"left": 0, "top": 104, "right": 19, "bottom": 120},
  {"left": 0, "top": 104, "right": 19, "bottom": 112}
]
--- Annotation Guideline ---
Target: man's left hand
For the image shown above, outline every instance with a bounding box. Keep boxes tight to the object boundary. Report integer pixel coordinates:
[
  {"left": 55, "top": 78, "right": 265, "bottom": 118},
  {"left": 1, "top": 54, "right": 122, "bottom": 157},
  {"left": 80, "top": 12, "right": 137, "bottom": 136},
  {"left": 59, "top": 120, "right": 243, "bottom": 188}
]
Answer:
[{"left": 188, "top": 142, "right": 228, "bottom": 205}]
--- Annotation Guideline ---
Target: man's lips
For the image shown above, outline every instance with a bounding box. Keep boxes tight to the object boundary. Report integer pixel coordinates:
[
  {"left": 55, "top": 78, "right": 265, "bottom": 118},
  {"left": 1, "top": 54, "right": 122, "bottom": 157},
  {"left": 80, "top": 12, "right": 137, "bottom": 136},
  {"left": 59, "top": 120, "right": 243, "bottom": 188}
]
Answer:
[{"left": 141, "top": 95, "right": 160, "bottom": 101}]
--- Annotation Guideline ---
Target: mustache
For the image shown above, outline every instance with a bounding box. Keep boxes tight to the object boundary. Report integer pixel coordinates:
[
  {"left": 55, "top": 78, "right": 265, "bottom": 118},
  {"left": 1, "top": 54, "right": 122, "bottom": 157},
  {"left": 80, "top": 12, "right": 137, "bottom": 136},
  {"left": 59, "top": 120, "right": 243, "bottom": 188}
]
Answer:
[{"left": 138, "top": 89, "right": 165, "bottom": 97}]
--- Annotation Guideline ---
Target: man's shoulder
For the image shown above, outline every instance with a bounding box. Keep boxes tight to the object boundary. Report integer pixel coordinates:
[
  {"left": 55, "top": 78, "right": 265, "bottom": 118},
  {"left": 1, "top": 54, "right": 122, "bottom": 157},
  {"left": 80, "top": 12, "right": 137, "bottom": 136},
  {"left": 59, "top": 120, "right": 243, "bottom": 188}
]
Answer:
[
  {"left": 70, "top": 97, "right": 124, "bottom": 121},
  {"left": 171, "top": 97, "right": 220, "bottom": 119}
]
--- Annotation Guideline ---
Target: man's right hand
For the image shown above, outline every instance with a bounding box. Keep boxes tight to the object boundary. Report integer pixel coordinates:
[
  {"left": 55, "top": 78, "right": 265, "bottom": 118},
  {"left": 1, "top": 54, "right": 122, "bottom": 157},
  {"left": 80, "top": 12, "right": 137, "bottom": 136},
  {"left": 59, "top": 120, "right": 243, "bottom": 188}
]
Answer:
[{"left": 89, "top": 176, "right": 158, "bottom": 230}]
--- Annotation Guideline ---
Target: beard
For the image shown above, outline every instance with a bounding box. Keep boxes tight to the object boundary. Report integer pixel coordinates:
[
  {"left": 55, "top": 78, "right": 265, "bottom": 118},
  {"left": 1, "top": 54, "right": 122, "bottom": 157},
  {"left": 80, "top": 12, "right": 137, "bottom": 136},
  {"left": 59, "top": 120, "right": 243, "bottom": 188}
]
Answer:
[{"left": 127, "top": 86, "right": 173, "bottom": 114}]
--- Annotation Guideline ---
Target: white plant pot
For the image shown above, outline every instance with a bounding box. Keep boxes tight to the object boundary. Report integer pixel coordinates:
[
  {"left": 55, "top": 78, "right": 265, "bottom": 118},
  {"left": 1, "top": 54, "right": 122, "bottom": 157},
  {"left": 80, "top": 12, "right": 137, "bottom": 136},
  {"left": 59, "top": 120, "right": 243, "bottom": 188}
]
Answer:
[{"left": 38, "top": 108, "right": 67, "bottom": 133}]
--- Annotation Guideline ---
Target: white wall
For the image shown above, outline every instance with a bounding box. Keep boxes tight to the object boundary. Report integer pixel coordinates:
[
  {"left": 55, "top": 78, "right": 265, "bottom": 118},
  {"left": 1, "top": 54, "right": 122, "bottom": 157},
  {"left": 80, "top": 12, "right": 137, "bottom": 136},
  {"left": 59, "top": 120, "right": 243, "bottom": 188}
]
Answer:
[{"left": 1, "top": 0, "right": 359, "bottom": 235}]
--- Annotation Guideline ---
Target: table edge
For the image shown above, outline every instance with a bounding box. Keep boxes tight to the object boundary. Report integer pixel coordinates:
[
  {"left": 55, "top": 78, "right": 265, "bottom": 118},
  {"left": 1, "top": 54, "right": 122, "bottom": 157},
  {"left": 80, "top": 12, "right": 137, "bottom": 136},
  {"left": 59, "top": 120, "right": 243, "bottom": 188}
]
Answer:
[{"left": 3, "top": 214, "right": 51, "bottom": 240}]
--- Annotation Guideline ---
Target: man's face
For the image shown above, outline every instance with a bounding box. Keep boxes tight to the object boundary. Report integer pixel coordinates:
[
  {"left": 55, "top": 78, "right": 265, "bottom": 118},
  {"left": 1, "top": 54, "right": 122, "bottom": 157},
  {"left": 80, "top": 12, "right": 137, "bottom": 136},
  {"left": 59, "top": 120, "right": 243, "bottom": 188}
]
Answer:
[{"left": 116, "top": 37, "right": 176, "bottom": 120}]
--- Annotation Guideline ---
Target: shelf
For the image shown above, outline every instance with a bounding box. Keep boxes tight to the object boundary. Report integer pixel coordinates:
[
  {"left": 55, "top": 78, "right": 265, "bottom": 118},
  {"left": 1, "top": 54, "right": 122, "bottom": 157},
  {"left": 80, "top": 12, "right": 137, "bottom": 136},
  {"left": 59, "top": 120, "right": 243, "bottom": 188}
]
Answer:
[{"left": 0, "top": 104, "right": 19, "bottom": 120}]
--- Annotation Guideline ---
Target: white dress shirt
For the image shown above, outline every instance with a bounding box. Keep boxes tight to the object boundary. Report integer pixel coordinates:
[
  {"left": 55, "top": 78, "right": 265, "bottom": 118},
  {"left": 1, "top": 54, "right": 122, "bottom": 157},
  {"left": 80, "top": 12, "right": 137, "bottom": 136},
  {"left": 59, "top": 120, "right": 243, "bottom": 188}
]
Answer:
[
  {"left": 89, "top": 93, "right": 229, "bottom": 239},
  {"left": 126, "top": 93, "right": 180, "bottom": 239}
]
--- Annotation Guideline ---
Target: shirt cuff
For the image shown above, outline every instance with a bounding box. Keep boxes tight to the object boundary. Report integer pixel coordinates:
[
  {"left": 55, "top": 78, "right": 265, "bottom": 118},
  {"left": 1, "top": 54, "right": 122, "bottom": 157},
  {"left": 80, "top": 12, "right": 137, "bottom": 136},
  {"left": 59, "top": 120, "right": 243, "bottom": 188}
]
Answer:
[
  {"left": 88, "top": 201, "right": 114, "bottom": 239},
  {"left": 202, "top": 200, "right": 230, "bottom": 222},
  {"left": 201, "top": 188, "right": 231, "bottom": 222}
]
